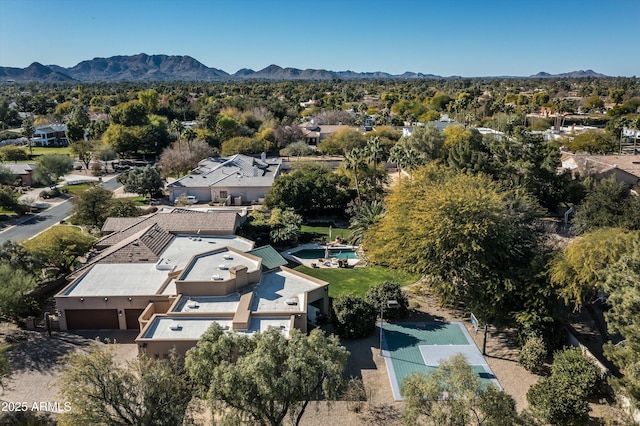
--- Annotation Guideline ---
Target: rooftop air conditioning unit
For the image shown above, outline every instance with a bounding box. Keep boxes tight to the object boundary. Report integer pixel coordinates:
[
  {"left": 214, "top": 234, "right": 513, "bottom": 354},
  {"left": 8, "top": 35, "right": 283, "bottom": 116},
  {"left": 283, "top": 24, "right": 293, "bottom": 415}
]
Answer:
[
  {"left": 218, "top": 264, "right": 228, "bottom": 270},
  {"left": 211, "top": 275, "right": 223, "bottom": 280},
  {"left": 285, "top": 298, "right": 298, "bottom": 305},
  {"left": 187, "top": 301, "right": 200, "bottom": 309},
  {"left": 168, "top": 323, "right": 182, "bottom": 331},
  {"left": 223, "top": 254, "right": 233, "bottom": 260}
]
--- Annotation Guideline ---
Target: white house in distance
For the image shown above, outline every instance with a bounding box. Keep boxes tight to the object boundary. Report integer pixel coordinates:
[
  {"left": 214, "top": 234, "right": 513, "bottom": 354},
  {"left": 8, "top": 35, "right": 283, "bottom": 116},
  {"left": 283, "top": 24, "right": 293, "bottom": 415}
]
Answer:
[
  {"left": 167, "top": 153, "right": 282, "bottom": 205},
  {"left": 32, "top": 124, "right": 68, "bottom": 146}
]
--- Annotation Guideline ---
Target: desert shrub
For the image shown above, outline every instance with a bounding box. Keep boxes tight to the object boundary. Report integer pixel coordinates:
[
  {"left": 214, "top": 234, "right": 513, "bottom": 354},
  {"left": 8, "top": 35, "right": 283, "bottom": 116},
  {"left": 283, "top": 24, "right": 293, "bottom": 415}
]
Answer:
[
  {"left": 332, "top": 294, "right": 376, "bottom": 339},
  {"left": 527, "top": 347, "right": 606, "bottom": 425},
  {"left": 343, "top": 376, "right": 367, "bottom": 413},
  {"left": 364, "top": 281, "right": 409, "bottom": 320},
  {"left": 518, "top": 335, "right": 547, "bottom": 374}
]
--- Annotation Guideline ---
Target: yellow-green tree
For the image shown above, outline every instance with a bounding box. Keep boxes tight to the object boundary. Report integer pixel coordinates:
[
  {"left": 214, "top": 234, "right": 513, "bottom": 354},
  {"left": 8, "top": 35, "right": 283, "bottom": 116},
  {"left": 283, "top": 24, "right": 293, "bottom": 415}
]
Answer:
[
  {"left": 365, "top": 164, "right": 542, "bottom": 323},
  {"left": 549, "top": 228, "right": 640, "bottom": 310}
]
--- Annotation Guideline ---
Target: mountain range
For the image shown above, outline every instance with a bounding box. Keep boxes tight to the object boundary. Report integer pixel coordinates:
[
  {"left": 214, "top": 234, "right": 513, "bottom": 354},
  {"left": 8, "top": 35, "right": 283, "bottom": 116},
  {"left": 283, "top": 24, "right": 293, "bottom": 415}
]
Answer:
[{"left": 0, "top": 53, "right": 609, "bottom": 82}]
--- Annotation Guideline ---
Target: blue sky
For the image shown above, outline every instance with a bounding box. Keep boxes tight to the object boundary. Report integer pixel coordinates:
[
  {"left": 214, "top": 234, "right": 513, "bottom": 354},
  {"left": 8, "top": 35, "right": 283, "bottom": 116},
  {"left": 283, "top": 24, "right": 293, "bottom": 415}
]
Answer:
[{"left": 1, "top": 0, "right": 638, "bottom": 77}]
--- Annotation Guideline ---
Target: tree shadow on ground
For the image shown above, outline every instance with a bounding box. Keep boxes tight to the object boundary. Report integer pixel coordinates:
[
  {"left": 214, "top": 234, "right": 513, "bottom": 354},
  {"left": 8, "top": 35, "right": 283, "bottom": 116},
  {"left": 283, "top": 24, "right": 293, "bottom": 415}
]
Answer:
[
  {"left": 6, "top": 329, "right": 93, "bottom": 372},
  {"left": 6, "top": 329, "right": 138, "bottom": 373}
]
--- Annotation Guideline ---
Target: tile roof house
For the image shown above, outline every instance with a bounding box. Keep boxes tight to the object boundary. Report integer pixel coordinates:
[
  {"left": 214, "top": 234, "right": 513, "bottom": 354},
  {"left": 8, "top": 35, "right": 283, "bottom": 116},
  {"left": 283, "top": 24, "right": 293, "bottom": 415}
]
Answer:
[
  {"left": 166, "top": 154, "right": 282, "bottom": 205},
  {"left": 55, "top": 211, "right": 329, "bottom": 358},
  {"left": 561, "top": 153, "right": 640, "bottom": 188},
  {"left": 97, "top": 208, "right": 241, "bottom": 249},
  {"left": 3, "top": 163, "right": 36, "bottom": 186}
]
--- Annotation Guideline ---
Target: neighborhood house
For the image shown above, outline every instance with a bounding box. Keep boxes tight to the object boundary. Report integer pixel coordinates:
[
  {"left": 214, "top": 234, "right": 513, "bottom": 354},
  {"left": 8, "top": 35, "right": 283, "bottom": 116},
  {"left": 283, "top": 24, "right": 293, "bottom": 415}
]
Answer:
[{"left": 54, "top": 209, "right": 329, "bottom": 358}]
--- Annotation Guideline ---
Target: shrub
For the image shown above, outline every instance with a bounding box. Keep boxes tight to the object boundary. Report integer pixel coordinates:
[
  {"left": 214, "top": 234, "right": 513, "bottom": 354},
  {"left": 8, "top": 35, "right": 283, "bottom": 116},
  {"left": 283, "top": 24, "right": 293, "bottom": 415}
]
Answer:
[
  {"left": 332, "top": 294, "right": 376, "bottom": 339},
  {"left": 343, "top": 376, "right": 367, "bottom": 413},
  {"left": 364, "top": 281, "right": 409, "bottom": 320},
  {"left": 527, "top": 347, "right": 605, "bottom": 425},
  {"left": 518, "top": 336, "right": 547, "bottom": 374}
]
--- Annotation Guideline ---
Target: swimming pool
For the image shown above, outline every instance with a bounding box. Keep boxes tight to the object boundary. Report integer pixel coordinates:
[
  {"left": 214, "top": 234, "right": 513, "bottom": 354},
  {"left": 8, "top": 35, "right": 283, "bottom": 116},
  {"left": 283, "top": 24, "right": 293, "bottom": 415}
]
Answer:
[{"left": 292, "top": 248, "right": 359, "bottom": 260}]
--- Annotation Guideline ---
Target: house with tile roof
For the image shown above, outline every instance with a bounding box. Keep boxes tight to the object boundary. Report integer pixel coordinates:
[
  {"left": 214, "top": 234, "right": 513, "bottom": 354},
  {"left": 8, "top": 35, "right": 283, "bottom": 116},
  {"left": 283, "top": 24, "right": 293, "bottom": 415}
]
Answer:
[
  {"left": 55, "top": 211, "right": 329, "bottom": 358},
  {"left": 166, "top": 154, "right": 282, "bottom": 205},
  {"left": 561, "top": 153, "right": 640, "bottom": 188}
]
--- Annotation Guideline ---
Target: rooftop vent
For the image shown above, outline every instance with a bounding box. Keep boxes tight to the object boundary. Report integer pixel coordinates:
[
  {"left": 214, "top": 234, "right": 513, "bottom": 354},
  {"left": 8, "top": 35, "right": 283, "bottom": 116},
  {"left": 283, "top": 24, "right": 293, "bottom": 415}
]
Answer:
[{"left": 168, "top": 323, "right": 182, "bottom": 331}]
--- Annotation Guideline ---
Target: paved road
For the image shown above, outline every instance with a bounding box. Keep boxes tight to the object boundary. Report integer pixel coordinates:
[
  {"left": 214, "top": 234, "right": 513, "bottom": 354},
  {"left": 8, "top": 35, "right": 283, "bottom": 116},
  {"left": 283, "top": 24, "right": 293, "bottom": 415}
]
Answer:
[{"left": 0, "top": 176, "right": 122, "bottom": 244}]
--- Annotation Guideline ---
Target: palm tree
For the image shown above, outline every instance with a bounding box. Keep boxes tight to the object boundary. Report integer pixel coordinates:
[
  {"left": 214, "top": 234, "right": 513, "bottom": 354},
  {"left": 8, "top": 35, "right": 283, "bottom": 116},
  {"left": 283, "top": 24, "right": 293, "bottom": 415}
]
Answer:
[
  {"left": 366, "top": 136, "right": 383, "bottom": 201},
  {"left": 22, "top": 116, "right": 35, "bottom": 156},
  {"left": 348, "top": 200, "right": 385, "bottom": 246},
  {"left": 170, "top": 119, "right": 183, "bottom": 150},
  {"left": 344, "top": 148, "right": 364, "bottom": 203},
  {"left": 182, "top": 127, "right": 197, "bottom": 152},
  {"left": 388, "top": 144, "right": 404, "bottom": 179}
]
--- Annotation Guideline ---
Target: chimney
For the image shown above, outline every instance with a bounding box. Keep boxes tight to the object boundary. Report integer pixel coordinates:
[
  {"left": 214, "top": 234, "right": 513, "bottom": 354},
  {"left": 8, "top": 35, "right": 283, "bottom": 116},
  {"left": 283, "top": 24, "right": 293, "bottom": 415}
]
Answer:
[{"left": 230, "top": 265, "right": 248, "bottom": 288}]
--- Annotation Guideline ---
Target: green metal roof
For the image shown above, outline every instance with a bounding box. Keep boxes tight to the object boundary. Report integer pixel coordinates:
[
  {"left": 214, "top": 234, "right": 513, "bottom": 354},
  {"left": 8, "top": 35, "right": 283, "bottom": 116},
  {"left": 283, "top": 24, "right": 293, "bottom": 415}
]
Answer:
[{"left": 247, "top": 245, "right": 288, "bottom": 271}]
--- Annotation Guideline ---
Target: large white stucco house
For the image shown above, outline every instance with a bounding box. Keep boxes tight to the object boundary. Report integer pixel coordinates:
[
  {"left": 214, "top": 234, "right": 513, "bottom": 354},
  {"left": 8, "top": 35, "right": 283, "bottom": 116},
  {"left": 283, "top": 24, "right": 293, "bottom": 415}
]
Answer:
[
  {"left": 166, "top": 154, "right": 282, "bottom": 205},
  {"left": 54, "top": 209, "right": 329, "bottom": 359}
]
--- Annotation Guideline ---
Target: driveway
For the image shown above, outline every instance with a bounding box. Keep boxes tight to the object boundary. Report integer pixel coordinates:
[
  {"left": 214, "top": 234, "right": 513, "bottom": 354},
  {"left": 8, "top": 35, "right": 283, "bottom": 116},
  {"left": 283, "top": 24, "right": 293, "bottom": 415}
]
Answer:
[{"left": 1, "top": 324, "right": 138, "bottom": 407}]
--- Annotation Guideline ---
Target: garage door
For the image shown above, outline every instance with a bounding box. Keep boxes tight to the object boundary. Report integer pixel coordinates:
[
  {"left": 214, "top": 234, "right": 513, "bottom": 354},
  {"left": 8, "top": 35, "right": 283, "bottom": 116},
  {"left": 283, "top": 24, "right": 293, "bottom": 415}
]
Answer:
[
  {"left": 65, "top": 309, "right": 119, "bottom": 330},
  {"left": 125, "top": 309, "right": 145, "bottom": 330}
]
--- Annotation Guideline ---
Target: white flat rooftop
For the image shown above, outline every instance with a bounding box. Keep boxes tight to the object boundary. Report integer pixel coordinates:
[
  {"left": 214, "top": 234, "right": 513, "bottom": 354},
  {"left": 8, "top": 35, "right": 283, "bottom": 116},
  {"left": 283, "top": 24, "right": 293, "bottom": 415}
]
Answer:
[
  {"left": 142, "top": 316, "right": 291, "bottom": 339},
  {"left": 62, "top": 263, "right": 169, "bottom": 296},
  {"left": 159, "top": 235, "right": 255, "bottom": 270},
  {"left": 250, "top": 269, "right": 323, "bottom": 313},
  {"left": 180, "top": 249, "right": 260, "bottom": 281},
  {"left": 61, "top": 235, "right": 256, "bottom": 298},
  {"left": 172, "top": 294, "right": 241, "bottom": 313}
]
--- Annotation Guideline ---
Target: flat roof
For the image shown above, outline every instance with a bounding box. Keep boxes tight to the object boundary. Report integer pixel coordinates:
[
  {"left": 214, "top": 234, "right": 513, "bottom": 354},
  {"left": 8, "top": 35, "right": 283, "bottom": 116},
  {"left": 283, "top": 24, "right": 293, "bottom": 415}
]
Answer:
[
  {"left": 172, "top": 294, "right": 241, "bottom": 314},
  {"left": 180, "top": 249, "right": 260, "bottom": 281},
  {"left": 250, "top": 269, "right": 323, "bottom": 313},
  {"left": 62, "top": 263, "right": 169, "bottom": 296},
  {"left": 61, "top": 235, "right": 255, "bottom": 298},
  {"left": 141, "top": 316, "right": 291, "bottom": 339},
  {"left": 160, "top": 235, "right": 255, "bottom": 271}
]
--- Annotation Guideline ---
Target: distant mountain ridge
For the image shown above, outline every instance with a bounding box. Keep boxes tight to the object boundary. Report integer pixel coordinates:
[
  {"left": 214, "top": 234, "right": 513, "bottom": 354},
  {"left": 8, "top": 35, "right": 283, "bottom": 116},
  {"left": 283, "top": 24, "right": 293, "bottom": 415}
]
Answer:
[
  {"left": 529, "top": 69, "right": 607, "bottom": 78},
  {"left": 0, "top": 53, "right": 611, "bottom": 82}
]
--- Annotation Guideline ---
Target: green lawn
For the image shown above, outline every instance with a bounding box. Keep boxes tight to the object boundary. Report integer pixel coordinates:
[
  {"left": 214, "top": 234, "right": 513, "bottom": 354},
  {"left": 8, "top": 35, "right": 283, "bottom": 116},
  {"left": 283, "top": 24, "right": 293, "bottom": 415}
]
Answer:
[
  {"left": 300, "top": 225, "right": 351, "bottom": 243},
  {"left": 60, "top": 182, "right": 98, "bottom": 195},
  {"left": 118, "top": 195, "right": 149, "bottom": 206},
  {"left": 293, "top": 265, "right": 420, "bottom": 298},
  {"left": 30, "top": 146, "right": 73, "bottom": 157}
]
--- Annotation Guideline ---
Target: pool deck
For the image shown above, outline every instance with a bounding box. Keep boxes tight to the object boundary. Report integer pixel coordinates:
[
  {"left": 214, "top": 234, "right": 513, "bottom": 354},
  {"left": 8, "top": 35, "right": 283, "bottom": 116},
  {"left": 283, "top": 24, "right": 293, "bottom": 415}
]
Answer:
[{"left": 281, "top": 243, "right": 361, "bottom": 268}]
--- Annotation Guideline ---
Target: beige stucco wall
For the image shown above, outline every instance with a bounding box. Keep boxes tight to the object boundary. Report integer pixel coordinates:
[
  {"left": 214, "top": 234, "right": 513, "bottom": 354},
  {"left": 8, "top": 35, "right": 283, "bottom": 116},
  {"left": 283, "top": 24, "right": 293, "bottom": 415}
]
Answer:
[{"left": 56, "top": 295, "right": 171, "bottom": 330}]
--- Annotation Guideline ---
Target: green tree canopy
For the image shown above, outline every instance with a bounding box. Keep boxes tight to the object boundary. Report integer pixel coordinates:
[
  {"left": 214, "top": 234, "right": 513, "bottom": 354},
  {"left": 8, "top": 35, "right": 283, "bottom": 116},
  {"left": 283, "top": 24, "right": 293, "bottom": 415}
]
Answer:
[
  {"left": 568, "top": 129, "right": 616, "bottom": 154},
  {"left": 573, "top": 176, "right": 640, "bottom": 234},
  {"left": 0, "top": 261, "right": 39, "bottom": 320},
  {"left": 527, "top": 347, "right": 604, "bottom": 426},
  {"left": 110, "top": 100, "right": 149, "bottom": 126},
  {"left": 265, "top": 162, "right": 353, "bottom": 215},
  {"left": 602, "top": 241, "right": 640, "bottom": 407},
  {"left": 33, "top": 154, "right": 74, "bottom": 188},
  {"left": 331, "top": 294, "right": 376, "bottom": 339},
  {"left": 220, "top": 136, "right": 264, "bottom": 156},
  {"left": 70, "top": 185, "right": 114, "bottom": 228},
  {"left": 58, "top": 345, "right": 192, "bottom": 426},
  {"left": 22, "top": 226, "right": 95, "bottom": 273},
  {"left": 185, "top": 325, "right": 348, "bottom": 426},
  {"left": 365, "top": 164, "right": 542, "bottom": 324},
  {"left": 117, "top": 165, "right": 164, "bottom": 198}
]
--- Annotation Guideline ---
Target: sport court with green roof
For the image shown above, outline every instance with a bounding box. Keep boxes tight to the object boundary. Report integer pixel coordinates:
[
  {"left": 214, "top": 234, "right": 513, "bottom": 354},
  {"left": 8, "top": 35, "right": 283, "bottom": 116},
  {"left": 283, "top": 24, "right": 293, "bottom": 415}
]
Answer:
[{"left": 380, "top": 321, "right": 500, "bottom": 400}]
